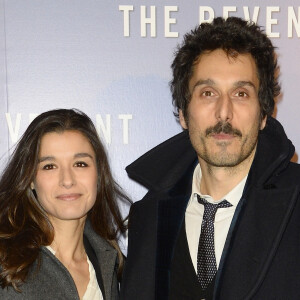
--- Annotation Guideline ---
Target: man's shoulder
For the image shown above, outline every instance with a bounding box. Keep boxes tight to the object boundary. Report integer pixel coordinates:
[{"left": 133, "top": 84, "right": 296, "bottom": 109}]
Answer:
[
  {"left": 287, "top": 161, "right": 300, "bottom": 179},
  {"left": 288, "top": 161, "right": 300, "bottom": 171},
  {"left": 272, "top": 160, "right": 300, "bottom": 187},
  {"left": 283, "top": 160, "right": 300, "bottom": 174}
]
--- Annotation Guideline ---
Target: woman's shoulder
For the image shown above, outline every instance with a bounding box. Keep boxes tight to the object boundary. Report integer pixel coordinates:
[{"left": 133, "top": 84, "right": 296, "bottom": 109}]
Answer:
[{"left": 0, "top": 250, "right": 79, "bottom": 300}]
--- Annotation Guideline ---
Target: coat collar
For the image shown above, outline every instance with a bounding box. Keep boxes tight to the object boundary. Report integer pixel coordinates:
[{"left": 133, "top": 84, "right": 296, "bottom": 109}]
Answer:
[
  {"left": 246, "top": 117, "right": 295, "bottom": 190},
  {"left": 126, "top": 117, "right": 295, "bottom": 193},
  {"left": 126, "top": 130, "right": 197, "bottom": 192}
]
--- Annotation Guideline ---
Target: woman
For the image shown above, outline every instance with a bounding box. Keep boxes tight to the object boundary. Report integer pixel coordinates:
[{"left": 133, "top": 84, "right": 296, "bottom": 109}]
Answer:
[{"left": 0, "top": 109, "right": 130, "bottom": 299}]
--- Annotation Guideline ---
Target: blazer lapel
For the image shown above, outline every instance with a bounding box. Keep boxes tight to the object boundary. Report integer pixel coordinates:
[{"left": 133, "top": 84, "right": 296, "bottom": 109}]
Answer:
[
  {"left": 98, "top": 247, "right": 118, "bottom": 300},
  {"left": 215, "top": 185, "right": 299, "bottom": 299},
  {"left": 84, "top": 236, "right": 106, "bottom": 299},
  {"left": 84, "top": 221, "right": 118, "bottom": 300}
]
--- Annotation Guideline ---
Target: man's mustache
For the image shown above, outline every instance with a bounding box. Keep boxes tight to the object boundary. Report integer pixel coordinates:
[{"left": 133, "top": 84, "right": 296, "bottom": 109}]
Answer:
[{"left": 205, "top": 122, "right": 242, "bottom": 137}]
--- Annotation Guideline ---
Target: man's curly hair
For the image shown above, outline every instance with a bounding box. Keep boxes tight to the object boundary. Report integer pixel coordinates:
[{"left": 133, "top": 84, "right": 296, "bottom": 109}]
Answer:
[{"left": 170, "top": 17, "right": 280, "bottom": 120}]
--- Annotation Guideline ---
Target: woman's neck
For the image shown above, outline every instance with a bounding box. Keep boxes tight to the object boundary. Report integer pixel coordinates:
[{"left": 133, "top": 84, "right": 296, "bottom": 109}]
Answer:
[
  {"left": 48, "top": 217, "right": 90, "bottom": 299},
  {"left": 49, "top": 217, "right": 86, "bottom": 261}
]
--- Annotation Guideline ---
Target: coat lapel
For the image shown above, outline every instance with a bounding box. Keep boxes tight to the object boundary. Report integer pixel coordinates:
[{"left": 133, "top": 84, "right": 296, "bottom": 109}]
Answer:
[
  {"left": 155, "top": 160, "right": 196, "bottom": 300},
  {"left": 215, "top": 185, "right": 299, "bottom": 299},
  {"left": 84, "top": 221, "right": 118, "bottom": 300},
  {"left": 98, "top": 247, "right": 118, "bottom": 300},
  {"left": 155, "top": 194, "right": 190, "bottom": 300}
]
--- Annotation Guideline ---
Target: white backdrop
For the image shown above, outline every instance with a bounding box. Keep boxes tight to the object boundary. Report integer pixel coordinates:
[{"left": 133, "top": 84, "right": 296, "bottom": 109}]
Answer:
[{"left": 0, "top": 0, "right": 300, "bottom": 252}]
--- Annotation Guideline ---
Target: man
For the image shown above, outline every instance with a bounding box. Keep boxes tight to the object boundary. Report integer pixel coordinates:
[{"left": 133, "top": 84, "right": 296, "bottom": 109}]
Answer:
[{"left": 120, "top": 17, "right": 300, "bottom": 299}]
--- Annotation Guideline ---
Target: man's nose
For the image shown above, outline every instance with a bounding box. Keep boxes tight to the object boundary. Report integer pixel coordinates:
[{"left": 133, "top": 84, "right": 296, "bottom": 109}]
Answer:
[{"left": 215, "top": 94, "right": 233, "bottom": 122}]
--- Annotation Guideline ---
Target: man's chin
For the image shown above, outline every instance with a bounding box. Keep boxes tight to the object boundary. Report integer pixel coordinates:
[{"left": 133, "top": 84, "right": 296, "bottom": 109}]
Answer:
[{"left": 200, "top": 152, "right": 243, "bottom": 168}]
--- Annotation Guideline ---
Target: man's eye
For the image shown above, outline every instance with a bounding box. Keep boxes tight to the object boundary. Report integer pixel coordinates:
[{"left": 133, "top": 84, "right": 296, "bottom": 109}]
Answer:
[
  {"left": 236, "top": 91, "right": 248, "bottom": 97},
  {"left": 74, "top": 161, "right": 88, "bottom": 167},
  {"left": 42, "top": 164, "right": 55, "bottom": 170},
  {"left": 202, "top": 90, "right": 213, "bottom": 97}
]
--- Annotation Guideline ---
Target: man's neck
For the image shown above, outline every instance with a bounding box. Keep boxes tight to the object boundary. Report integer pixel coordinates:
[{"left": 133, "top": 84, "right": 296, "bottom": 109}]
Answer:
[{"left": 198, "top": 150, "right": 255, "bottom": 201}]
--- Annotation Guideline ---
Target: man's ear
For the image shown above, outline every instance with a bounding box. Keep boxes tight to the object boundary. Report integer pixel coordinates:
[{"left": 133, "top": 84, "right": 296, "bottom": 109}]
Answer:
[
  {"left": 179, "top": 110, "right": 188, "bottom": 129},
  {"left": 260, "top": 115, "right": 267, "bottom": 130}
]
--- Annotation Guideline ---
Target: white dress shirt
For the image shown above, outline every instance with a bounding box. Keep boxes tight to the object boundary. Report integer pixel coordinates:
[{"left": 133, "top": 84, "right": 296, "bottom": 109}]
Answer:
[{"left": 185, "top": 163, "right": 247, "bottom": 272}]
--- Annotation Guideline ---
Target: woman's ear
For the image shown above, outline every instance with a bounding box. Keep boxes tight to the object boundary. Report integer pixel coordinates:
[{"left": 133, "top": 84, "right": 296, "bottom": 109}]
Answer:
[{"left": 30, "top": 182, "right": 35, "bottom": 190}]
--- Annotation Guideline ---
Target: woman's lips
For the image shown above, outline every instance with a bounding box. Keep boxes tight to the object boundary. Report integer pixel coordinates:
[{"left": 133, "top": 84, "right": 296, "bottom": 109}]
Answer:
[{"left": 56, "top": 193, "right": 82, "bottom": 201}]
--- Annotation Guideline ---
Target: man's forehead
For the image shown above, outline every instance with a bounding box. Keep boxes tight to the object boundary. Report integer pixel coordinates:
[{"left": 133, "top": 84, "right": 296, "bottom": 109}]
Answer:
[{"left": 189, "top": 49, "right": 259, "bottom": 90}]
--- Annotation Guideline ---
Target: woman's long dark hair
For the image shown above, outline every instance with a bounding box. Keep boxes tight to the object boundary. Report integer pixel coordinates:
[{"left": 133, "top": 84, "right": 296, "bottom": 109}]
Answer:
[{"left": 0, "top": 109, "right": 130, "bottom": 290}]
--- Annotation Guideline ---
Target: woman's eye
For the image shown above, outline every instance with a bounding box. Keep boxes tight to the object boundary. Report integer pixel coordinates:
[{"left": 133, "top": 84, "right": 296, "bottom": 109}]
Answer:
[
  {"left": 42, "top": 164, "right": 55, "bottom": 170},
  {"left": 74, "top": 161, "right": 88, "bottom": 168}
]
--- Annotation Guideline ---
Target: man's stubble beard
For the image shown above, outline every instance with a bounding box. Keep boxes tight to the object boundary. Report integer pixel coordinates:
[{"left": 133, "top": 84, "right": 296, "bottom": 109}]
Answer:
[{"left": 188, "top": 120, "right": 261, "bottom": 169}]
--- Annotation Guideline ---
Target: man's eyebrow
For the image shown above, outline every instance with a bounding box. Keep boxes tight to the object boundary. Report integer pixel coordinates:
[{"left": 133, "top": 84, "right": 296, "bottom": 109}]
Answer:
[
  {"left": 191, "top": 79, "right": 257, "bottom": 93},
  {"left": 234, "top": 80, "right": 257, "bottom": 91},
  {"left": 191, "top": 79, "right": 215, "bottom": 93}
]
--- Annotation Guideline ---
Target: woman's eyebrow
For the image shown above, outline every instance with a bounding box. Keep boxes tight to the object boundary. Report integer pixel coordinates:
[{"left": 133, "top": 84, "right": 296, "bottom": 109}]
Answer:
[
  {"left": 74, "top": 153, "right": 94, "bottom": 159},
  {"left": 38, "top": 156, "right": 55, "bottom": 163}
]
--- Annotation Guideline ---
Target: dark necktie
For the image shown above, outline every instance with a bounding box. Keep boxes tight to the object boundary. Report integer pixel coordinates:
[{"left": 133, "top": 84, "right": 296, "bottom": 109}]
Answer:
[{"left": 197, "top": 195, "right": 232, "bottom": 290}]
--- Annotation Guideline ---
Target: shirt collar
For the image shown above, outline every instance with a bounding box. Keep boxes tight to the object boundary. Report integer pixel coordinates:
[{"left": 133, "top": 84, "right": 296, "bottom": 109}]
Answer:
[{"left": 190, "top": 163, "right": 247, "bottom": 207}]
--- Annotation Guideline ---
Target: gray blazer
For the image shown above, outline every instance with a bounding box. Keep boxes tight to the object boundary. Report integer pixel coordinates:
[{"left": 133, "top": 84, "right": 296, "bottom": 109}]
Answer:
[{"left": 0, "top": 221, "right": 119, "bottom": 300}]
